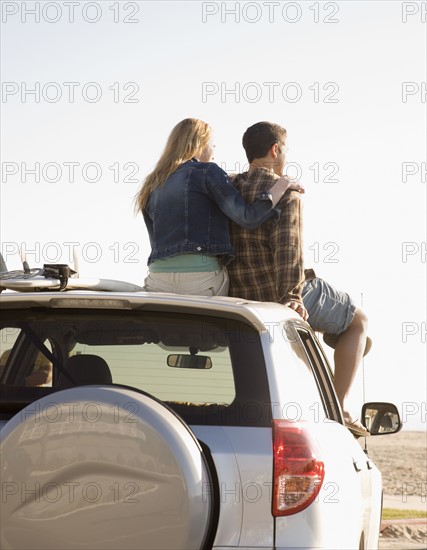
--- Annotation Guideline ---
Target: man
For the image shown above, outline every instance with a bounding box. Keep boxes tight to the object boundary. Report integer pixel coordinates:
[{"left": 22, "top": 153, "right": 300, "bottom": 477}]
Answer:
[{"left": 228, "top": 121, "right": 370, "bottom": 436}]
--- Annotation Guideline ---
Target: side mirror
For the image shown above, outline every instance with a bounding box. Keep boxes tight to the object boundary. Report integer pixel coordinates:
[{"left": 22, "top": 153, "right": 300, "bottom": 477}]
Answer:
[
  {"left": 167, "top": 354, "right": 212, "bottom": 370},
  {"left": 361, "top": 402, "right": 402, "bottom": 435}
]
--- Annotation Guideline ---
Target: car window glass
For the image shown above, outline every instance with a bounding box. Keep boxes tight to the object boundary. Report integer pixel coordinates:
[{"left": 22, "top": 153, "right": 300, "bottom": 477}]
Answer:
[
  {"left": 0, "top": 327, "right": 20, "bottom": 381},
  {"left": 0, "top": 312, "right": 273, "bottom": 426},
  {"left": 0, "top": 326, "right": 53, "bottom": 387},
  {"left": 25, "top": 344, "right": 53, "bottom": 387},
  {"left": 275, "top": 322, "right": 328, "bottom": 423},
  {"left": 293, "top": 325, "right": 340, "bottom": 421},
  {"left": 72, "top": 340, "right": 235, "bottom": 404}
]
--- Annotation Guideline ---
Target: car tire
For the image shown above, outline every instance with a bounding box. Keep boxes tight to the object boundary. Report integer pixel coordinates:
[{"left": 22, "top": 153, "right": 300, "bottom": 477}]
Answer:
[{"left": 0, "top": 385, "right": 215, "bottom": 550}]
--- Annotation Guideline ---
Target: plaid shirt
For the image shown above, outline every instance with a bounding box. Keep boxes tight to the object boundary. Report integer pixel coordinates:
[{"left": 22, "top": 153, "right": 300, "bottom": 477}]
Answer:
[{"left": 228, "top": 168, "right": 305, "bottom": 305}]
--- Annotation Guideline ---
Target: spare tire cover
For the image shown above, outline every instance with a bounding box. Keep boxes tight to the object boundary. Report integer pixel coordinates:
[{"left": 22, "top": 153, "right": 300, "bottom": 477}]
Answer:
[{"left": 0, "top": 386, "right": 214, "bottom": 550}]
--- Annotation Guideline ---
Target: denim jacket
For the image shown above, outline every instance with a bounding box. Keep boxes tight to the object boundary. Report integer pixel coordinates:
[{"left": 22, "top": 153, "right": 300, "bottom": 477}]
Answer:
[{"left": 144, "top": 159, "right": 278, "bottom": 265}]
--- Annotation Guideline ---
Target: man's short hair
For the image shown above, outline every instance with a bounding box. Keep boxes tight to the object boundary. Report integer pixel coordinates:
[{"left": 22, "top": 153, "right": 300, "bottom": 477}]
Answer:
[{"left": 242, "top": 122, "right": 287, "bottom": 163}]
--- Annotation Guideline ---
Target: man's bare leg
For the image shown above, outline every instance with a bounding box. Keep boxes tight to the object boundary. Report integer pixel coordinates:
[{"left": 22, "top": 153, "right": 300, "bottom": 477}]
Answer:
[{"left": 332, "top": 308, "right": 368, "bottom": 422}]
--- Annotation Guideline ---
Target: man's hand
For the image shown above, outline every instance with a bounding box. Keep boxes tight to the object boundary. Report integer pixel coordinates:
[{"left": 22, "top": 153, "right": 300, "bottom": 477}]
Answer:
[{"left": 285, "top": 301, "right": 309, "bottom": 321}]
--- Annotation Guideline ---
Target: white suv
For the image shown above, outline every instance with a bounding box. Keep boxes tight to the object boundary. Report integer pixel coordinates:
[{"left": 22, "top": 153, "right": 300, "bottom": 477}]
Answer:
[{"left": 0, "top": 282, "right": 401, "bottom": 550}]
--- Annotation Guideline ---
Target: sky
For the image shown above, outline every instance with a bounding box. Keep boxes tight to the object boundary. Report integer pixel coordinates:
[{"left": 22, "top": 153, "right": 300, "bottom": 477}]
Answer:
[{"left": 1, "top": 1, "right": 426, "bottom": 431}]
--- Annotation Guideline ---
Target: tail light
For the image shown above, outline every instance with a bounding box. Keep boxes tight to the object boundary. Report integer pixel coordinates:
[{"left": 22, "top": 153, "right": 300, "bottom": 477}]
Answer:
[{"left": 273, "top": 420, "right": 325, "bottom": 516}]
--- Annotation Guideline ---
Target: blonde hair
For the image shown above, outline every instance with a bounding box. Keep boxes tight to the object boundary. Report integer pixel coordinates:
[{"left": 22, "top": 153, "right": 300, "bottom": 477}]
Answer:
[{"left": 135, "top": 118, "right": 212, "bottom": 212}]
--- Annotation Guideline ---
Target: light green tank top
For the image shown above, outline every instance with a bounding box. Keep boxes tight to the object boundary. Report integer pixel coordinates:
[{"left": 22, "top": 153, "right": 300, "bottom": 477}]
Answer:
[{"left": 149, "top": 254, "right": 220, "bottom": 273}]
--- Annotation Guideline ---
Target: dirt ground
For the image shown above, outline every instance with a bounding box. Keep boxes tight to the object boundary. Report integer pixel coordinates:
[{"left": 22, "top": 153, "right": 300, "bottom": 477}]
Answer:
[{"left": 365, "top": 430, "right": 426, "bottom": 550}]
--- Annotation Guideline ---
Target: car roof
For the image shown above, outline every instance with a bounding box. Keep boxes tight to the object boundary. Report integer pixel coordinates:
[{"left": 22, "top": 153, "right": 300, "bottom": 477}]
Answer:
[{"left": 0, "top": 289, "right": 302, "bottom": 334}]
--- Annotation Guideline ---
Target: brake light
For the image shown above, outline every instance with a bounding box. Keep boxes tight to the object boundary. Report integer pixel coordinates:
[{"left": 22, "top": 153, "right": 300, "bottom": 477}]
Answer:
[{"left": 273, "top": 420, "right": 325, "bottom": 516}]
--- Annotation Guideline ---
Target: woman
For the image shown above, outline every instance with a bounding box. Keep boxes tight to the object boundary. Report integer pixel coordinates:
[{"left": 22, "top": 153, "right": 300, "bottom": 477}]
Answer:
[{"left": 135, "top": 118, "right": 302, "bottom": 296}]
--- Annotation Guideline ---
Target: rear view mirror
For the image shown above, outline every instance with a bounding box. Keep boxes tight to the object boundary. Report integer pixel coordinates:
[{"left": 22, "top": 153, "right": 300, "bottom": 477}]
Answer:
[
  {"left": 361, "top": 402, "right": 402, "bottom": 435},
  {"left": 167, "top": 354, "right": 212, "bottom": 370}
]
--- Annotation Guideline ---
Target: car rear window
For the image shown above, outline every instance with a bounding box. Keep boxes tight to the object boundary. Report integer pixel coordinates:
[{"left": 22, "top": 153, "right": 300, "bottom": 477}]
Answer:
[{"left": 0, "top": 309, "right": 272, "bottom": 426}]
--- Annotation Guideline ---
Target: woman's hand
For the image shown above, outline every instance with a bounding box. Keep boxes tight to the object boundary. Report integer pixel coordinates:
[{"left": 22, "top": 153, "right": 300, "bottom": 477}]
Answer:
[
  {"left": 278, "top": 176, "right": 305, "bottom": 194},
  {"left": 269, "top": 176, "right": 305, "bottom": 206}
]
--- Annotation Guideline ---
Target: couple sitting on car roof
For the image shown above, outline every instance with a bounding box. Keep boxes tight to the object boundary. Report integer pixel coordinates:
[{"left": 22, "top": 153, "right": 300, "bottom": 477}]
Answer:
[{"left": 134, "top": 118, "right": 370, "bottom": 436}]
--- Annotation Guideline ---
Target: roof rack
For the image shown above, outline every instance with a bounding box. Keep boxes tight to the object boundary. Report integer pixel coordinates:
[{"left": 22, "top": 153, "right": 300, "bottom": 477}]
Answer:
[{"left": 0, "top": 254, "right": 143, "bottom": 293}]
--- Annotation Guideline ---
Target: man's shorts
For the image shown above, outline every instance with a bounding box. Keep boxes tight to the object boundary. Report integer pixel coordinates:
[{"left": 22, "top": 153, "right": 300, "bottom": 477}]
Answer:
[{"left": 301, "top": 277, "right": 356, "bottom": 335}]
